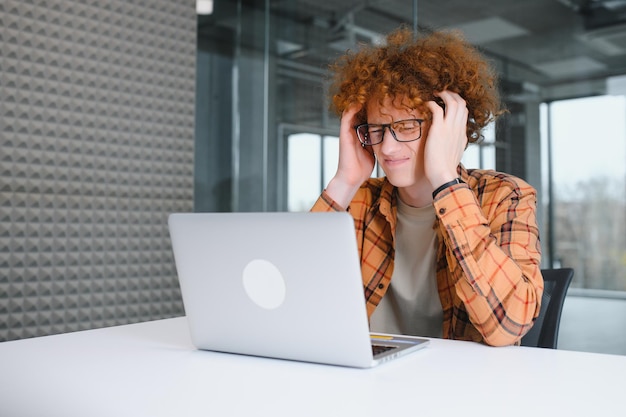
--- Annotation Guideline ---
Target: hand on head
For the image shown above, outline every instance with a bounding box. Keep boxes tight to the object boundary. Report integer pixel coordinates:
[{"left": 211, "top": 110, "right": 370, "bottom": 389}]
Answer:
[
  {"left": 424, "top": 90, "right": 469, "bottom": 188},
  {"left": 323, "top": 103, "right": 376, "bottom": 208},
  {"left": 336, "top": 102, "right": 376, "bottom": 187}
]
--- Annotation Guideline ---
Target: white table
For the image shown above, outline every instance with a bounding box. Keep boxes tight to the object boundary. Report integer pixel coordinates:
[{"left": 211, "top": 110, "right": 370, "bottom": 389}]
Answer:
[{"left": 1, "top": 317, "right": 624, "bottom": 417}]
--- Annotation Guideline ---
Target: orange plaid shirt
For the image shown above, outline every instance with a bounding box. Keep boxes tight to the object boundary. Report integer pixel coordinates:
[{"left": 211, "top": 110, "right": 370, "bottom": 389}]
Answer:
[{"left": 311, "top": 165, "right": 543, "bottom": 346}]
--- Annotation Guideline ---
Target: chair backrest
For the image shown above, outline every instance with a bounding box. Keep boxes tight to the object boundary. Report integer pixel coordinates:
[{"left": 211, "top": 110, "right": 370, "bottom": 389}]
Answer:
[{"left": 521, "top": 268, "right": 574, "bottom": 349}]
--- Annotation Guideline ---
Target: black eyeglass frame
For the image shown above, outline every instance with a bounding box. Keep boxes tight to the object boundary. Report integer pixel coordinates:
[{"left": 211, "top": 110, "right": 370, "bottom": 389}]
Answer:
[{"left": 354, "top": 118, "right": 424, "bottom": 146}]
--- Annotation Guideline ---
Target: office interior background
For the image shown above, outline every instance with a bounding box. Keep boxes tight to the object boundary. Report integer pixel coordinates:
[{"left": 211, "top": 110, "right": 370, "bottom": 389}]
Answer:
[{"left": 1, "top": 0, "right": 625, "bottom": 354}]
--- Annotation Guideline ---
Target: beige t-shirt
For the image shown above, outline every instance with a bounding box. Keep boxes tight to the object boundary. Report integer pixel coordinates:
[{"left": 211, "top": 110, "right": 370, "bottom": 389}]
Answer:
[{"left": 369, "top": 199, "right": 443, "bottom": 338}]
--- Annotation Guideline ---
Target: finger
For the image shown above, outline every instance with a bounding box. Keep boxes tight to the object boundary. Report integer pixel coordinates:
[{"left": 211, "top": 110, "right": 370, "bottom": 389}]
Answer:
[
  {"left": 436, "top": 90, "right": 463, "bottom": 104},
  {"left": 426, "top": 99, "right": 445, "bottom": 120},
  {"left": 342, "top": 102, "right": 363, "bottom": 124},
  {"left": 435, "top": 91, "right": 468, "bottom": 122},
  {"left": 340, "top": 103, "right": 361, "bottom": 129},
  {"left": 341, "top": 103, "right": 363, "bottom": 136}
]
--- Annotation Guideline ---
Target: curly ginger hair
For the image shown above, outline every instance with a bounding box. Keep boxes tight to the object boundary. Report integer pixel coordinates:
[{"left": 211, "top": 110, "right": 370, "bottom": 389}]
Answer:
[{"left": 329, "top": 27, "right": 504, "bottom": 142}]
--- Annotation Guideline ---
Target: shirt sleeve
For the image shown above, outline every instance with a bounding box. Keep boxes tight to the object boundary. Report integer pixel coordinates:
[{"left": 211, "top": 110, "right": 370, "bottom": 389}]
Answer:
[
  {"left": 310, "top": 190, "right": 347, "bottom": 213},
  {"left": 433, "top": 178, "right": 543, "bottom": 347}
]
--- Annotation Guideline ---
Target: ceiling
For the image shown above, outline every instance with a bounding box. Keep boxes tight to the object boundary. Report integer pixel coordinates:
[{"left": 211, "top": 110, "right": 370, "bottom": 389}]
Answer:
[
  {"left": 203, "top": 0, "right": 626, "bottom": 100},
  {"left": 273, "top": 0, "right": 626, "bottom": 95}
]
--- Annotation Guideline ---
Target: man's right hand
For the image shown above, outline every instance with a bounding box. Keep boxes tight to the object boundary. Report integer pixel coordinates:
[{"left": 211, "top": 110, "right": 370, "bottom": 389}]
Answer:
[{"left": 324, "top": 103, "right": 375, "bottom": 208}]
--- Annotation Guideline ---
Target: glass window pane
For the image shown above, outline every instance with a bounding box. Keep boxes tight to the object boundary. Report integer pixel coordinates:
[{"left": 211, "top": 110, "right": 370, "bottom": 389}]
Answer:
[
  {"left": 288, "top": 133, "right": 321, "bottom": 211},
  {"left": 481, "top": 122, "right": 496, "bottom": 170},
  {"left": 482, "top": 144, "right": 496, "bottom": 169},
  {"left": 462, "top": 144, "right": 480, "bottom": 168},
  {"left": 322, "top": 136, "right": 339, "bottom": 187},
  {"left": 462, "top": 122, "right": 496, "bottom": 170},
  {"left": 544, "top": 95, "right": 626, "bottom": 291},
  {"left": 288, "top": 133, "right": 379, "bottom": 212}
]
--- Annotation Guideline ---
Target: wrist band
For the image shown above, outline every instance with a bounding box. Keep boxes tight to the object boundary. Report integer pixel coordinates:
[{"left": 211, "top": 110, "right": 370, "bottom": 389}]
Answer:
[{"left": 432, "top": 178, "right": 463, "bottom": 199}]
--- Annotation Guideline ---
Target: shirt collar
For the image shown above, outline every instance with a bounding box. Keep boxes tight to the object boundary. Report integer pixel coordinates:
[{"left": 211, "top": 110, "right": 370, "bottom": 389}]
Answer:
[
  {"left": 374, "top": 164, "right": 469, "bottom": 230},
  {"left": 373, "top": 177, "right": 398, "bottom": 233}
]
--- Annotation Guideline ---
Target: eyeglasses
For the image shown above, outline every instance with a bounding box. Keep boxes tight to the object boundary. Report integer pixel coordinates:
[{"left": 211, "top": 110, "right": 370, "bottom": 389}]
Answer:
[{"left": 355, "top": 119, "right": 424, "bottom": 146}]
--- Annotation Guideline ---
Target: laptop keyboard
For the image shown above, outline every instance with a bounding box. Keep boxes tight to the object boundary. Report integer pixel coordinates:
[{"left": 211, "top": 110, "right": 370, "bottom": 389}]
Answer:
[{"left": 372, "top": 344, "right": 396, "bottom": 356}]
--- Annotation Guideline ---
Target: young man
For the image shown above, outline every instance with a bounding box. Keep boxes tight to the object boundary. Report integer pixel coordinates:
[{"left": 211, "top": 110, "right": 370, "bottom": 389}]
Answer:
[{"left": 311, "top": 27, "right": 542, "bottom": 347}]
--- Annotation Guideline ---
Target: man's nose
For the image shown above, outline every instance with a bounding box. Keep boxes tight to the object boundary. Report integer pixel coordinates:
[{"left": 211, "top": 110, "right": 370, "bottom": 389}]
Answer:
[{"left": 379, "top": 127, "right": 400, "bottom": 152}]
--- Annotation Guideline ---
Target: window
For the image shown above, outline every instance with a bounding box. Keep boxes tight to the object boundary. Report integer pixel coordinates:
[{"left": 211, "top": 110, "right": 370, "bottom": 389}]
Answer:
[
  {"left": 287, "top": 133, "right": 339, "bottom": 212},
  {"left": 287, "top": 132, "right": 387, "bottom": 212},
  {"left": 541, "top": 95, "right": 626, "bottom": 291},
  {"left": 462, "top": 122, "right": 496, "bottom": 170}
]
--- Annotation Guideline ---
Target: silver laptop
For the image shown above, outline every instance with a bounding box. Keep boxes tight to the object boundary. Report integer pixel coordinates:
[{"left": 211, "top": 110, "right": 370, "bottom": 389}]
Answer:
[{"left": 168, "top": 211, "right": 429, "bottom": 368}]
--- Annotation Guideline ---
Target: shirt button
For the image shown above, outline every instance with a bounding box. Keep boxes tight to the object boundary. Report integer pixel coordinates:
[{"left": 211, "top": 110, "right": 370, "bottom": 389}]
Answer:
[
  {"left": 378, "top": 283, "right": 385, "bottom": 289},
  {"left": 439, "top": 208, "right": 446, "bottom": 215}
]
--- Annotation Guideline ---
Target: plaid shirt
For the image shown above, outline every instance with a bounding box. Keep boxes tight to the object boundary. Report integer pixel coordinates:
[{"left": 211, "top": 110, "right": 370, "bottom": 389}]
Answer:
[{"left": 311, "top": 165, "right": 543, "bottom": 346}]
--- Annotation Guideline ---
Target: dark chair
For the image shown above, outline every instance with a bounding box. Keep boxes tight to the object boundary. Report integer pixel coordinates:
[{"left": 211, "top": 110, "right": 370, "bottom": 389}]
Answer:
[{"left": 521, "top": 268, "right": 574, "bottom": 349}]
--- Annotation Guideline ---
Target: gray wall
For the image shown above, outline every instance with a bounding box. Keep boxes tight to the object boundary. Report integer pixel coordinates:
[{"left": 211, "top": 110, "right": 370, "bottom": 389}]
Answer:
[{"left": 0, "top": 0, "right": 197, "bottom": 341}]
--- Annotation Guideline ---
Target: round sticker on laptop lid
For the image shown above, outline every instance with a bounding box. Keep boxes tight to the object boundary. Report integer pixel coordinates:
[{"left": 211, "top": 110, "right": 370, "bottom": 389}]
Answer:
[{"left": 242, "top": 259, "right": 287, "bottom": 309}]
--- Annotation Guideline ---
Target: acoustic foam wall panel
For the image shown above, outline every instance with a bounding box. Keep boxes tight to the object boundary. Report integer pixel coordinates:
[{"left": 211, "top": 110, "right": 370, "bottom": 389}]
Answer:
[{"left": 0, "top": 0, "right": 196, "bottom": 341}]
